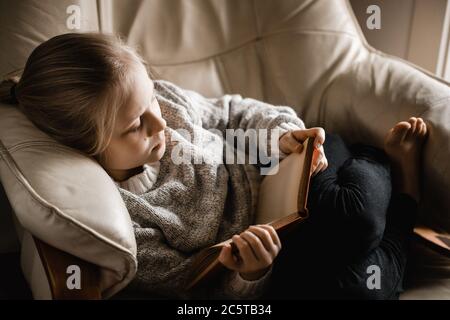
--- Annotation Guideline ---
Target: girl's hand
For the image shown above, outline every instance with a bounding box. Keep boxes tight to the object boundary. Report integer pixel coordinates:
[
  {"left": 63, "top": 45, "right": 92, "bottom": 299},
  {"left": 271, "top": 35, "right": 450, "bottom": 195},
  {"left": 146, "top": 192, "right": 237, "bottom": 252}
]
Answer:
[
  {"left": 311, "top": 144, "right": 328, "bottom": 176},
  {"left": 218, "top": 225, "right": 282, "bottom": 281},
  {"left": 279, "top": 127, "right": 328, "bottom": 176}
]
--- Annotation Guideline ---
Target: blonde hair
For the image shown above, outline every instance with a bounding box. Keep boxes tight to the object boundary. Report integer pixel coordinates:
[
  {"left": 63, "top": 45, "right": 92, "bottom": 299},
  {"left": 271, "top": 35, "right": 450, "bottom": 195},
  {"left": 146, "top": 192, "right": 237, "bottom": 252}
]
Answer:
[{"left": 0, "top": 33, "right": 151, "bottom": 157}]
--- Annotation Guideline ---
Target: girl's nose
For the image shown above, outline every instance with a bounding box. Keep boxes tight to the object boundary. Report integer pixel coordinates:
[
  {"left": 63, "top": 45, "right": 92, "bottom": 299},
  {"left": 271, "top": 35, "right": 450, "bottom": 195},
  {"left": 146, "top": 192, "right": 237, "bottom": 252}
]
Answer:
[{"left": 145, "top": 110, "right": 166, "bottom": 137}]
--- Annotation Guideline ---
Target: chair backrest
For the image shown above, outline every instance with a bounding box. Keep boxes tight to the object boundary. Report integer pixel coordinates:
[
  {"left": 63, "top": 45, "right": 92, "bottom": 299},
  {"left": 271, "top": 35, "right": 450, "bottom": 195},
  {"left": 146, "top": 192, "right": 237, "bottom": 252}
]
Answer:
[{"left": 1, "top": 0, "right": 365, "bottom": 123}]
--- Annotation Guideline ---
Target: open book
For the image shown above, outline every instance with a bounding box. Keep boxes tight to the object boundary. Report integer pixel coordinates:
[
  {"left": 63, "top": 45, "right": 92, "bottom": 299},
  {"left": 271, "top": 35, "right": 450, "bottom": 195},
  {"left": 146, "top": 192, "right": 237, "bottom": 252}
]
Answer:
[{"left": 186, "top": 138, "right": 315, "bottom": 290}]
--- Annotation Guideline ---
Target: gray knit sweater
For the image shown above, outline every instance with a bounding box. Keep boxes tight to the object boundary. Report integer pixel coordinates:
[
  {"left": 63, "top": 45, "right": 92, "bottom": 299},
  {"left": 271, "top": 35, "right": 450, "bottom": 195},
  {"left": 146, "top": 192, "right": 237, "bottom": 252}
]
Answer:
[{"left": 116, "top": 80, "right": 305, "bottom": 299}]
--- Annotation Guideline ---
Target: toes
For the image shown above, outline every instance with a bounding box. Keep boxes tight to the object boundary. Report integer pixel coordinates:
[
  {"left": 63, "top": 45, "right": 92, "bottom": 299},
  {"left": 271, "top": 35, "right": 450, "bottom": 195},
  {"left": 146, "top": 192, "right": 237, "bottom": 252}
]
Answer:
[
  {"left": 386, "top": 122, "right": 410, "bottom": 145},
  {"left": 406, "top": 117, "right": 418, "bottom": 138},
  {"left": 408, "top": 117, "right": 417, "bottom": 125},
  {"left": 393, "top": 121, "right": 411, "bottom": 132},
  {"left": 416, "top": 118, "right": 424, "bottom": 134},
  {"left": 393, "top": 122, "right": 411, "bottom": 140},
  {"left": 422, "top": 121, "right": 428, "bottom": 137},
  {"left": 416, "top": 118, "right": 428, "bottom": 138}
]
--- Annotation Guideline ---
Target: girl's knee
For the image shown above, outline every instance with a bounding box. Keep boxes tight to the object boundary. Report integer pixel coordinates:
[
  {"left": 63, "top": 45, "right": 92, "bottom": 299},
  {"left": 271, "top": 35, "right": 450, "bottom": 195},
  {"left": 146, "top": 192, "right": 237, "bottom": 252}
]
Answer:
[
  {"left": 309, "top": 138, "right": 392, "bottom": 250},
  {"left": 336, "top": 158, "right": 392, "bottom": 248},
  {"left": 338, "top": 158, "right": 391, "bottom": 214}
]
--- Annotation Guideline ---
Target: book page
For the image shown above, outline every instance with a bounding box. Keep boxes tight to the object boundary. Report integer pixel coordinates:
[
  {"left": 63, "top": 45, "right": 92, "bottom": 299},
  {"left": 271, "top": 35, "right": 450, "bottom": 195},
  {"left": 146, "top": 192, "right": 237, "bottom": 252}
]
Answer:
[{"left": 255, "top": 139, "right": 310, "bottom": 224}]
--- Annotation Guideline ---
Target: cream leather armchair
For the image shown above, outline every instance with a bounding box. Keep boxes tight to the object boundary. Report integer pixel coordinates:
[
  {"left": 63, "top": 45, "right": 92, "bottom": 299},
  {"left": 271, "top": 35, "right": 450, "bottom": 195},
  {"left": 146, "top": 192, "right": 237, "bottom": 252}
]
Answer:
[{"left": 0, "top": 0, "right": 449, "bottom": 299}]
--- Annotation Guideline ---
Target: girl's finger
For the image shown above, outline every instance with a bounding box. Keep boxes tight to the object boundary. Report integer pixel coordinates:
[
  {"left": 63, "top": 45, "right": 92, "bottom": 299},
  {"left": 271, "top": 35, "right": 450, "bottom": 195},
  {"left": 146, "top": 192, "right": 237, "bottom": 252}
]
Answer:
[
  {"left": 312, "top": 159, "right": 324, "bottom": 176},
  {"left": 314, "top": 160, "right": 325, "bottom": 175},
  {"left": 292, "top": 127, "right": 325, "bottom": 149},
  {"left": 256, "top": 224, "right": 282, "bottom": 249},
  {"left": 280, "top": 132, "right": 303, "bottom": 154},
  {"left": 321, "top": 157, "right": 329, "bottom": 171},
  {"left": 240, "top": 230, "right": 267, "bottom": 261},
  {"left": 248, "top": 226, "right": 278, "bottom": 254},
  {"left": 218, "top": 244, "right": 239, "bottom": 270},
  {"left": 232, "top": 235, "right": 255, "bottom": 264},
  {"left": 313, "top": 149, "right": 324, "bottom": 168}
]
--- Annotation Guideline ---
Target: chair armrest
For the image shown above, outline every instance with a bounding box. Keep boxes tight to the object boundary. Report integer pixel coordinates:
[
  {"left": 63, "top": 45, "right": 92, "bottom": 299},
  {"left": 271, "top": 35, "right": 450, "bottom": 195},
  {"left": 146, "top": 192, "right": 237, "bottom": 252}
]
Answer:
[{"left": 33, "top": 236, "right": 101, "bottom": 299}]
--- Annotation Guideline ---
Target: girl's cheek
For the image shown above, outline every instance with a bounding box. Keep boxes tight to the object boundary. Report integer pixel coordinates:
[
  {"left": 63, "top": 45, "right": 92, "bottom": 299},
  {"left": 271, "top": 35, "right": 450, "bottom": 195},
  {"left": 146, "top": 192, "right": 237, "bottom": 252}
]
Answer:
[{"left": 139, "top": 135, "right": 150, "bottom": 150}]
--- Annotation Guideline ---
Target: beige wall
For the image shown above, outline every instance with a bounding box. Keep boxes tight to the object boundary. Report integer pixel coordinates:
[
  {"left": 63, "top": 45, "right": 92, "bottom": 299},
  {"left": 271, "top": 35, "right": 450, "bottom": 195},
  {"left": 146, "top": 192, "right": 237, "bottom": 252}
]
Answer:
[{"left": 350, "top": 0, "right": 447, "bottom": 74}]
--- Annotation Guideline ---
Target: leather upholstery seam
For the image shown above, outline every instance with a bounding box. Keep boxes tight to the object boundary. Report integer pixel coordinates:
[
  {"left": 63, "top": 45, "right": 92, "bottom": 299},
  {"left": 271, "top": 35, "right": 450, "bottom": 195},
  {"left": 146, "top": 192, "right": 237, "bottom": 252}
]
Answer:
[
  {"left": 6, "top": 141, "right": 78, "bottom": 154},
  {"left": 149, "top": 30, "right": 360, "bottom": 67}
]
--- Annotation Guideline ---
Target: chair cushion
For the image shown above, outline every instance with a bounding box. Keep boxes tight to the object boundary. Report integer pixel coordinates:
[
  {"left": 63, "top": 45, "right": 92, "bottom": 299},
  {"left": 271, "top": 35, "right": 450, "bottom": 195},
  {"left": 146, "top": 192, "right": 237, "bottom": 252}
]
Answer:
[{"left": 0, "top": 104, "right": 137, "bottom": 299}]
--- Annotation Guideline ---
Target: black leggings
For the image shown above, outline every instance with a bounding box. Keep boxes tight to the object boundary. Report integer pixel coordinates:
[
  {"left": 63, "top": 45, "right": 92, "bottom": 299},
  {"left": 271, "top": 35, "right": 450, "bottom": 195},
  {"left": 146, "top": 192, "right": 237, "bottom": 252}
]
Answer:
[{"left": 266, "top": 134, "right": 417, "bottom": 299}]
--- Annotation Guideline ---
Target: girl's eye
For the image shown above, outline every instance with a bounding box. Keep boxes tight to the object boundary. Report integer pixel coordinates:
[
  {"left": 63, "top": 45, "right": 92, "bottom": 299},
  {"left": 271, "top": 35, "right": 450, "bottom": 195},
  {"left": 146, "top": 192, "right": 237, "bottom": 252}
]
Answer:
[{"left": 129, "top": 118, "right": 143, "bottom": 133}]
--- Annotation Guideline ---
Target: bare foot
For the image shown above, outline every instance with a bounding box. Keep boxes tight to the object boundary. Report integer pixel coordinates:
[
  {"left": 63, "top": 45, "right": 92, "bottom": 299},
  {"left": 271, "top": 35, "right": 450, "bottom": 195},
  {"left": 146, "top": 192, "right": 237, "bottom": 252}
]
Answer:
[{"left": 384, "top": 117, "right": 428, "bottom": 203}]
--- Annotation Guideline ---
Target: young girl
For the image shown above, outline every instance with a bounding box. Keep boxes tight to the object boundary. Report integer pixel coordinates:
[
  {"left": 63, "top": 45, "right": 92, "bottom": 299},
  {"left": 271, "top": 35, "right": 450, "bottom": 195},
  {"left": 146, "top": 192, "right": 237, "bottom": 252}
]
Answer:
[{"left": 0, "top": 33, "right": 427, "bottom": 300}]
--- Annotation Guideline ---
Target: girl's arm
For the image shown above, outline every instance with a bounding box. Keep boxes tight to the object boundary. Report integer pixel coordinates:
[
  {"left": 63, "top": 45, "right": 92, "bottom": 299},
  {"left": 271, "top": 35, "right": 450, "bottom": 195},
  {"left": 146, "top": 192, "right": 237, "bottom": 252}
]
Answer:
[
  {"left": 131, "top": 221, "right": 273, "bottom": 299},
  {"left": 155, "top": 80, "right": 308, "bottom": 164},
  {"left": 181, "top": 82, "right": 327, "bottom": 171},
  {"left": 184, "top": 87, "right": 307, "bottom": 139},
  {"left": 120, "top": 187, "right": 272, "bottom": 299}
]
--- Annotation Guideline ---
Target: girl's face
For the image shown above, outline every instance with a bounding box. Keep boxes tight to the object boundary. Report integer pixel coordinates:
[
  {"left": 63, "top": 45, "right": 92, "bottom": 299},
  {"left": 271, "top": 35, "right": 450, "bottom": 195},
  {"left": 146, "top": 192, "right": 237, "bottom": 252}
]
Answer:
[{"left": 100, "top": 64, "right": 166, "bottom": 182}]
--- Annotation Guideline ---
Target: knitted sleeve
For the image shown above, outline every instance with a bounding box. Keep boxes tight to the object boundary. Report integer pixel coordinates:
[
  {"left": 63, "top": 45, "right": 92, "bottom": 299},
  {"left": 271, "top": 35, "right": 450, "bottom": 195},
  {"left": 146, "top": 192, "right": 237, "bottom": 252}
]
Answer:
[
  {"left": 155, "top": 80, "right": 306, "bottom": 166},
  {"left": 129, "top": 223, "right": 273, "bottom": 299},
  {"left": 216, "top": 268, "right": 273, "bottom": 300},
  {"left": 119, "top": 187, "right": 271, "bottom": 299},
  {"left": 172, "top": 83, "right": 305, "bottom": 133}
]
